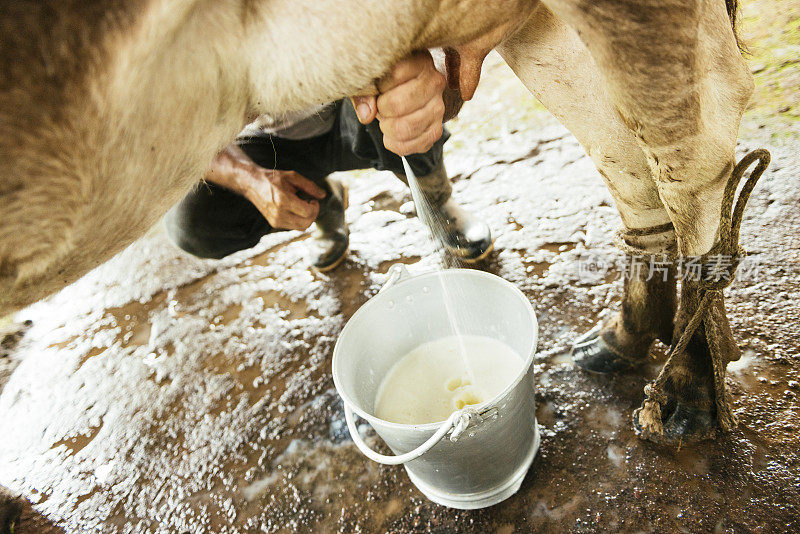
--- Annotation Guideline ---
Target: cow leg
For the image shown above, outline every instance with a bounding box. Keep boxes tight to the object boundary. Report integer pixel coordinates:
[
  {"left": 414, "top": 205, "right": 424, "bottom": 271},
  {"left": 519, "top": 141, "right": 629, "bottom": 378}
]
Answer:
[
  {"left": 571, "top": 254, "right": 677, "bottom": 374},
  {"left": 499, "top": 5, "right": 678, "bottom": 374},
  {"left": 534, "top": 0, "right": 755, "bottom": 443}
]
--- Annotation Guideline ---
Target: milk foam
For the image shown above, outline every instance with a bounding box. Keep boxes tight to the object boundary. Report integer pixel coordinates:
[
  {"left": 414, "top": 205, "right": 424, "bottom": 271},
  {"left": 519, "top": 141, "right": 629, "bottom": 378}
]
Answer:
[{"left": 374, "top": 335, "right": 524, "bottom": 424}]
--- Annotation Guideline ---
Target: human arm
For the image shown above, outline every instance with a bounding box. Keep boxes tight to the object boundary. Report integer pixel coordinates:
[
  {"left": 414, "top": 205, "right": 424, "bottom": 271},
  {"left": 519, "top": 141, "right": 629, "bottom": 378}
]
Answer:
[{"left": 205, "top": 145, "right": 326, "bottom": 231}]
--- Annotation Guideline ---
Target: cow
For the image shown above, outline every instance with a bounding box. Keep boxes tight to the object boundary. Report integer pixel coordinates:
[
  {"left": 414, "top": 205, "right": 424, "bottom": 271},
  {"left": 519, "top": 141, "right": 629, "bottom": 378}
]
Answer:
[{"left": 0, "top": 0, "right": 768, "bottom": 528}]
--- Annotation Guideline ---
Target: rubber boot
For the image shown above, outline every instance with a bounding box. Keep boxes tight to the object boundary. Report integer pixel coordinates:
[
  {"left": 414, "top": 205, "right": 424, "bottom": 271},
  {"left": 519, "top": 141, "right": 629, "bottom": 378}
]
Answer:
[
  {"left": 309, "top": 177, "right": 349, "bottom": 272},
  {"left": 395, "top": 164, "right": 493, "bottom": 262},
  {"left": 435, "top": 198, "right": 494, "bottom": 262},
  {"left": 572, "top": 255, "right": 677, "bottom": 373}
]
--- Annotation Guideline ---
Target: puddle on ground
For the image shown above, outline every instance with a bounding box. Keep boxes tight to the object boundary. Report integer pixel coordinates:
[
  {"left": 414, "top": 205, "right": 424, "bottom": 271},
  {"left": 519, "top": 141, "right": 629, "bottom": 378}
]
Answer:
[
  {"left": 539, "top": 242, "right": 579, "bottom": 254},
  {"left": 606, "top": 443, "right": 626, "bottom": 469},
  {"left": 50, "top": 422, "right": 103, "bottom": 456},
  {"left": 320, "top": 260, "right": 373, "bottom": 318},
  {"left": 250, "top": 235, "right": 310, "bottom": 267},
  {"left": 549, "top": 352, "right": 573, "bottom": 365},
  {"left": 506, "top": 216, "right": 524, "bottom": 232},
  {"left": 521, "top": 257, "right": 552, "bottom": 277},
  {"left": 367, "top": 191, "right": 407, "bottom": 213},
  {"left": 250, "top": 290, "right": 314, "bottom": 322},
  {"left": 585, "top": 405, "right": 625, "bottom": 438},
  {"left": 673, "top": 450, "right": 711, "bottom": 476},
  {"left": 536, "top": 400, "right": 557, "bottom": 427},
  {"left": 377, "top": 256, "right": 421, "bottom": 274}
]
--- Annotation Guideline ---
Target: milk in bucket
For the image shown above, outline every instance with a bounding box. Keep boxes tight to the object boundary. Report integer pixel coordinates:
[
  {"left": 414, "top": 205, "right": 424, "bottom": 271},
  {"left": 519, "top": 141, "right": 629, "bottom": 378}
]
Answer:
[
  {"left": 332, "top": 266, "right": 539, "bottom": 509},
  {"left": 375, "top": 335, "right": 524, "bottom": 424}
]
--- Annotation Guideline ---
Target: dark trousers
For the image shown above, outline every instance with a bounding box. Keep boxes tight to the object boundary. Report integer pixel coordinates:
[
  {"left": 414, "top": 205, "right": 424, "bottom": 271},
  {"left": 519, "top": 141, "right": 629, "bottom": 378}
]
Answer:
[{"left": 165, "top": 100, "right": 450, "bottom": 259}]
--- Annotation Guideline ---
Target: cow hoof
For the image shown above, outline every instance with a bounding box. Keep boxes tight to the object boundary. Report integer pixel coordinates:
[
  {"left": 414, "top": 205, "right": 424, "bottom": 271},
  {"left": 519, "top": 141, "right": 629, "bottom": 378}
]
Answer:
[
  {"left": 571, "top": 326, "right": 636, "bottom": 374},
  {"left": 662, "top": 403, "right": 716, "bottom": 442},
  {"left": 634, "top": 401, "right": 716, "bottom": 445},
  {"left": 0, "top": 487, "right": 23, "bottom": 534}
]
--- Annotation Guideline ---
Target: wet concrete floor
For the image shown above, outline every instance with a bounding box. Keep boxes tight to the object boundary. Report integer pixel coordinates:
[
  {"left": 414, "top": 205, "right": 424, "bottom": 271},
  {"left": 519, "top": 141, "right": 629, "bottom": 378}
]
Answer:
[{"left": 2, "top": 6, "right": 800, "bottom": 533}]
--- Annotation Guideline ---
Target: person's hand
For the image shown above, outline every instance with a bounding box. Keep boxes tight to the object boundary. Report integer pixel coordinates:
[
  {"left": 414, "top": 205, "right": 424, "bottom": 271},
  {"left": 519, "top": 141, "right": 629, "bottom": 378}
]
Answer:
[
  {"left": 352, "top": 50, "right": 447, "bottom": 156},
  {"left": 245, "top": 168, "right": 326, "bottom": 231},
  {"left": 205, "top": 145, "right": 326, "bottom": 231}
]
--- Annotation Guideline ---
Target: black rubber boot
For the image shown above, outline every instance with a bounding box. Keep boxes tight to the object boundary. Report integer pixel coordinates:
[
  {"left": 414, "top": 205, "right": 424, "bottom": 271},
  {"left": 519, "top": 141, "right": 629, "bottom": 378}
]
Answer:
[
  {"left": 434, "top": 198, "right": 493, "bottom": 263},
  {"left": 309, "top": 178, "right": 349, "bottom": 272},
  {"left": 572, "top": 255, "right": 677, "bottom": 373},
  {"left": 395, "top": 164, "right": 493, "bottom": 263}
]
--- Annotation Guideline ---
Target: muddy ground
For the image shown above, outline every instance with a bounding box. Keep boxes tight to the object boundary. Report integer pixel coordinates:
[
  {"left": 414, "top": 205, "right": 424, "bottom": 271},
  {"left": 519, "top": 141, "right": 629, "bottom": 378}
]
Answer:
[{"left": 2, "top": 3, "right": 799, "bottom": 533}]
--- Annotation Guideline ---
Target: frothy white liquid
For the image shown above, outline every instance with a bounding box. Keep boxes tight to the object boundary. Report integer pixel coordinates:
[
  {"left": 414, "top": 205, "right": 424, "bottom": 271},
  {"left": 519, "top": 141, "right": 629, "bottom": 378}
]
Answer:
[{"left": 374, "top": 335, "right": 524, "bottom": 424}]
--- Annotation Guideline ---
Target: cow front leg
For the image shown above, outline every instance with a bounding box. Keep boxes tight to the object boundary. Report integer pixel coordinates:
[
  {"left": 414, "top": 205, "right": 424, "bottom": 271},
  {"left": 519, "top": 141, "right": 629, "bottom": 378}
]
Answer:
[
  {"left": 536, "top": 0, "right": 759, "bottom": 443},
  {"left": 498, "top": 5, "right": 678, "bottom": 374},
  {"left": 635, "top": 151, "right": 770, "bottom": 443},
  {"left": 634, "top": 277, "right": 729, "bottom": 442}
]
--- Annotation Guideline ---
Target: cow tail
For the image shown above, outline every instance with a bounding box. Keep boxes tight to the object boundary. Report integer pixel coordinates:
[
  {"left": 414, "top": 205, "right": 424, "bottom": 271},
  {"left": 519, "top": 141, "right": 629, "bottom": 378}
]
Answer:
[{"left": 725, "top": 0, "right": 743, "bottom": 51}]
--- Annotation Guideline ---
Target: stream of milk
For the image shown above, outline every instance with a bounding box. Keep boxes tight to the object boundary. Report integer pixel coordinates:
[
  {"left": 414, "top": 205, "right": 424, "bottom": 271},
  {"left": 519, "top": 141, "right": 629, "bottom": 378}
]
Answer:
[{"left": 401, "top": 157, "right": 475, "bottom": 380}]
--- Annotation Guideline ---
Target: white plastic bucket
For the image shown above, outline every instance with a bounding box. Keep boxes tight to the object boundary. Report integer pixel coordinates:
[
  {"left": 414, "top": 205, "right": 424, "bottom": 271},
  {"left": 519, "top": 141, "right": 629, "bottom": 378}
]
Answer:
[{"left": 332, "top": 266, "right": 539, "bottom": 509}]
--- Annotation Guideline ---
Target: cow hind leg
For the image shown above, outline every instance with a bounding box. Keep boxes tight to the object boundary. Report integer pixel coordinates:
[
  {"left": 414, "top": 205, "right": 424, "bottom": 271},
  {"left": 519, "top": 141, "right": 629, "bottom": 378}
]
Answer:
[
  {"left": 535, "top": 0, "right": 763, "bottom": 443},
  {"left": 499, "top": 6, "right": 678, "bottom": 375}
]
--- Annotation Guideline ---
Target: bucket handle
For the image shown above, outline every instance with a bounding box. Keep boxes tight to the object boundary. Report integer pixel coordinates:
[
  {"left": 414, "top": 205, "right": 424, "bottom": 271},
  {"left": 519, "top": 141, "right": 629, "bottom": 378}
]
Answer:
[
  {"left": 345, "top": 402, "right": 485, "bottom": 465},
  {"left": 379, "top": 263, "right": 411, "bottom": 293}
]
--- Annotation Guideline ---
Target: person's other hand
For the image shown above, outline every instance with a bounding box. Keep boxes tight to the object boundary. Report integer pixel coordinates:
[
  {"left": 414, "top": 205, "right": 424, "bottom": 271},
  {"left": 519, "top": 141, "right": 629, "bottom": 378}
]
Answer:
[
  {"left": 352, "top": 50, "right": 446, "bottom": 156},
  {"left": 246, "top": 168, "right": 326, "bottom": 231},
  {"left": 205, "top": 145, "right": 326, "bottom": 231}
]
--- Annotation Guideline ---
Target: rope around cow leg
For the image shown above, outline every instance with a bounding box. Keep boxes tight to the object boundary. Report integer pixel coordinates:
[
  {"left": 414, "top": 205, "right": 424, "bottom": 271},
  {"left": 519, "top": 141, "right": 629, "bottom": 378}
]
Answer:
[
  {"left": 614, "top": 222, "right": 676, "bottom": 257},
  {"left": 635, "top": 149, "right": 771, "bottom": 437}
]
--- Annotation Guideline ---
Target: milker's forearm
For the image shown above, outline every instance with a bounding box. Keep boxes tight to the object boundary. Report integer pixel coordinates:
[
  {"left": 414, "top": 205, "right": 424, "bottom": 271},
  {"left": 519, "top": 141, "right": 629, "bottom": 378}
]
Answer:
[{"left": 203, "top": 145, "right": 255, "bottom": 195}]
